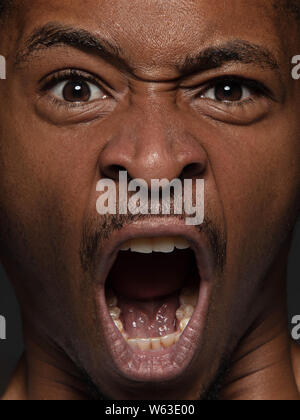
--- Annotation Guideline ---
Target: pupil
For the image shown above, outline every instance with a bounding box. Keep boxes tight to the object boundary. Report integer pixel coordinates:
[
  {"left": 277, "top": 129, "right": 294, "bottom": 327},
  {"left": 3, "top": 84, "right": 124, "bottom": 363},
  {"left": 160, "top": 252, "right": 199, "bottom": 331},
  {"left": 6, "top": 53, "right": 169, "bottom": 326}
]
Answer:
[
  {"left": 215, "top": 81, "right": 243, "bottom": 102},
  {"left": 63, "top": 80, "right": 91, "bottom": 102}
]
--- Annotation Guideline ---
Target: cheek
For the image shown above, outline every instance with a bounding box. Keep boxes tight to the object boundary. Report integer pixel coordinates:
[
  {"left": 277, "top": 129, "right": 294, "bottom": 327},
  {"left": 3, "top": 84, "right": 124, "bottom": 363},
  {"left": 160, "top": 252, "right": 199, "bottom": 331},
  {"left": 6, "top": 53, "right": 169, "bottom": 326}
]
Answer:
[
  {"left": 0, "top": 123, "right": 95, "bottom": 340},
  {"left": 0, "top": 120, "right": 91, "bottom": 282},
  {"left": 0, "top": 104, "right": 99, "bottom": 219},
  {"left": 208, "top": 120, "right": 300, "bottom": 277}
]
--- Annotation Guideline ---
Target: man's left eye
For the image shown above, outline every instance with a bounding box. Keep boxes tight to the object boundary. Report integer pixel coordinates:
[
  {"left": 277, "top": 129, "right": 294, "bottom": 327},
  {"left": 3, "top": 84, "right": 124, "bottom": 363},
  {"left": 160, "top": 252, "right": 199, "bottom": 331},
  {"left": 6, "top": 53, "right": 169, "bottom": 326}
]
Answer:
[
  {"left": 201, "top": 80, "right": 252, "bottom": 103},
  {"left": 50, "top": 79, "right": 108, "bottom": 103}
]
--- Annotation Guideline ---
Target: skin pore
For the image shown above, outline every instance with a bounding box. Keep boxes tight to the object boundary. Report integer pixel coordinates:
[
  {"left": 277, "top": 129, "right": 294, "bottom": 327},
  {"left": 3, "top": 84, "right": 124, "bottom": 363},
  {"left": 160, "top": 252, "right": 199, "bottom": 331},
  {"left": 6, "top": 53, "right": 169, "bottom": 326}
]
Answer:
[{"left": 0, "top": 0, "right": 300, "bottom": 400}]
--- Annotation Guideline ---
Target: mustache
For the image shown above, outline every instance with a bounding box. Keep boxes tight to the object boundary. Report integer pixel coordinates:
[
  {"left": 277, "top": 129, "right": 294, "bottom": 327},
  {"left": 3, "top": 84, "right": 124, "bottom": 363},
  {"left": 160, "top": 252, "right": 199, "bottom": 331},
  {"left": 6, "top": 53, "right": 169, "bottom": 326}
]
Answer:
[{"left": 80, "top": 213, "right": 227, "bottom": 274}]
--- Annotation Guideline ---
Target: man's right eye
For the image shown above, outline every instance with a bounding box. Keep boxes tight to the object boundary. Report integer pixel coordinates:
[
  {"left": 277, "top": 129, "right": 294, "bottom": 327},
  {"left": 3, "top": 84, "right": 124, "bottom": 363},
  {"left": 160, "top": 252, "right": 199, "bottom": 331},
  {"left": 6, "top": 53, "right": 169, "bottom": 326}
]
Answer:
[
  {"left": 49, "top": 78, "right": 108, "bottom": 103},
  {"left": 38, "top": 69, "right": 117, "bottom": 124},
  {"left": 41, "top": 70, "right": 111, "bottom": 105}
]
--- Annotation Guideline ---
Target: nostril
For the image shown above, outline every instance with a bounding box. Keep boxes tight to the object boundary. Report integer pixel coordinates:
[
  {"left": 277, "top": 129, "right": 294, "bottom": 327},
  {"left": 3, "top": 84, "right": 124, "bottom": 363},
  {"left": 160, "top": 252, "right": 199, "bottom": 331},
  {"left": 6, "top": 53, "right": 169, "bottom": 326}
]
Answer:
[
  {"left": 181, "top": 162, "right": 205, "bottom": 179},
  {"left": 102, "top": 164, "right": 128, "bottom": 181},
  {"left": 103, "top": 162, "right": 204, "bottom": 181}
]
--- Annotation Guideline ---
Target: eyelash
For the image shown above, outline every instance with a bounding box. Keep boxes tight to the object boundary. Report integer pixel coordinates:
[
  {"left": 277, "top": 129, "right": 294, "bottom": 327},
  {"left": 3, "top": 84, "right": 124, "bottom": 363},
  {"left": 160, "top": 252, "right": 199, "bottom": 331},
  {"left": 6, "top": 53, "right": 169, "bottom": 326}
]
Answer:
[{"left": 41, "top": 68, "right": 105, "bottom": 89}]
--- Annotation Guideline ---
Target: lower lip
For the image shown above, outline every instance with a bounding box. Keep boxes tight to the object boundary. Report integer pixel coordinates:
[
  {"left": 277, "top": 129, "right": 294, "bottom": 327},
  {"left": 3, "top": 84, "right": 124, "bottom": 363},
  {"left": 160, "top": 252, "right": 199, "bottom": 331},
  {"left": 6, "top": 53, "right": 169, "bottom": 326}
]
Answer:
[{"left": 95, "top": 271, "right": 211, "bottom": 383}]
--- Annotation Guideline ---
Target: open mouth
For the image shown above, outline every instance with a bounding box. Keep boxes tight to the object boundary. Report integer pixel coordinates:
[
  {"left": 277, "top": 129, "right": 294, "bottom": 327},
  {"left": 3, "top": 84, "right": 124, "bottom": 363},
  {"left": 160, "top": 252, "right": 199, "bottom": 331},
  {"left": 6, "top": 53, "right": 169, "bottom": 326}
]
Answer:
[
  {"left": 96, "top": 223, "right": 212, "bottom": 383},
  {"left": 106, "top": 237, "right": 199, "bottom": 351}
]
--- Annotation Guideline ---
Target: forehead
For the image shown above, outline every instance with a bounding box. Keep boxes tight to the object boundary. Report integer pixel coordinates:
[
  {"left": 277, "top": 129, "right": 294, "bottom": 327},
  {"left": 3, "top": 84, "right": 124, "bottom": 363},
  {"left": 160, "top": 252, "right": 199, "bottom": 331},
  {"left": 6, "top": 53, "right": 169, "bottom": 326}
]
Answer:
[{"left": 12, "top": 0, "right": 284, "bottom": 71}]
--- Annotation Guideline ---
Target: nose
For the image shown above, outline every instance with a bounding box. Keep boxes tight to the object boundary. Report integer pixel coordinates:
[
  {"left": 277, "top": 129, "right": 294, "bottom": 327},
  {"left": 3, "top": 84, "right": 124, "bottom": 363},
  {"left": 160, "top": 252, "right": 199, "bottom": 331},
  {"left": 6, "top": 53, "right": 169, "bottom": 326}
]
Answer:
[{"left": 98, "top": 106, "right": 207, "bottom": 184}]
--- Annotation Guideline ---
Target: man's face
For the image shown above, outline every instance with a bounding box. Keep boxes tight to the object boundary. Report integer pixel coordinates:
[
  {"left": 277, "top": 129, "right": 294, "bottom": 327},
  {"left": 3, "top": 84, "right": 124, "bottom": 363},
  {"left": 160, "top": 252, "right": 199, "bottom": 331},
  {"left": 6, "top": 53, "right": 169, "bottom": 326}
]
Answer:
[{"left": 0, "top": 0, "right": 299, "bottom": 399}]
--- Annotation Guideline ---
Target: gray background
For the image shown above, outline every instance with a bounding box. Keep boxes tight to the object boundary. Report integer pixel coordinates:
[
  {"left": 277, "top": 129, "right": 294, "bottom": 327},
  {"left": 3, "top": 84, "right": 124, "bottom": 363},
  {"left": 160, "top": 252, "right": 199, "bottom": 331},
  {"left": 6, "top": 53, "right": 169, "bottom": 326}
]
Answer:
[{"left": 0, "top": 220, "right": 300, "bottom": 395}]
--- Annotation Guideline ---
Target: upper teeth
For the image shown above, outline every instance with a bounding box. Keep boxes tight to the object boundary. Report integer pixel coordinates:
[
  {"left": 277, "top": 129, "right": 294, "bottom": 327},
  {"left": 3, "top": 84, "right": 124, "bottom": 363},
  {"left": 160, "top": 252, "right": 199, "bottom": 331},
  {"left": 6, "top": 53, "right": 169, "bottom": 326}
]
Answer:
[{"left": 120, "top": 237, "right": 190, "bottom": 254}]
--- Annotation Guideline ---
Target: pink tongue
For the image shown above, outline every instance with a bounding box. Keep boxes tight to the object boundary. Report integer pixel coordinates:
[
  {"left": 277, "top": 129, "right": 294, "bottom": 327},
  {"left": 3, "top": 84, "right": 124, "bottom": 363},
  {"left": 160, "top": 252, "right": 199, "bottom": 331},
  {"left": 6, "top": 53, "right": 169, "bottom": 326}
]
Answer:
[{"left": 119, "top": 294, "right": 179, "bottom": 338}]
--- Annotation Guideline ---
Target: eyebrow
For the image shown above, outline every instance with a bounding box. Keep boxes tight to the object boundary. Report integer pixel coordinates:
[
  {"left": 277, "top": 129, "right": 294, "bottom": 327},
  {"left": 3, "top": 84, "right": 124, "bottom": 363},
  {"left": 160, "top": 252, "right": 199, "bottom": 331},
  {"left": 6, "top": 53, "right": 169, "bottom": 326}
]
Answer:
[
  {"left": 15, "top": 22, "right": 131, "bottom": 72},
  {"left": 15, "top": 22, "right": 279, "bottom": 77},
  {"left": 178, "top": 40, "right": 279, "bottom": 75}
]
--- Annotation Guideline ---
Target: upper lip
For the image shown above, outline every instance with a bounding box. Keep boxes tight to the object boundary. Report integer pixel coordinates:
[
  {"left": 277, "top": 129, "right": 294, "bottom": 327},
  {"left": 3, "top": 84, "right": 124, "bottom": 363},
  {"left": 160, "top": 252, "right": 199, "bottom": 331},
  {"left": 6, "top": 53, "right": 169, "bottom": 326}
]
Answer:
[{"left": 93, "top": 216, "right": 214, "bottom": 384}]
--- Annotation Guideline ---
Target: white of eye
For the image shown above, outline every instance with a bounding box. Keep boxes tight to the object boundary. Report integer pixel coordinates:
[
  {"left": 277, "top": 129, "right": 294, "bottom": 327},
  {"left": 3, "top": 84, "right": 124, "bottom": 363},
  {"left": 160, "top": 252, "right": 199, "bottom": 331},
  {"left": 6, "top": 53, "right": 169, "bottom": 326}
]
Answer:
[
  {"left": 50, "top": 80, "right": 108, "bottom": 102},
  {"left": 201, "top": 85, "right": 251, "bottom": 102}
]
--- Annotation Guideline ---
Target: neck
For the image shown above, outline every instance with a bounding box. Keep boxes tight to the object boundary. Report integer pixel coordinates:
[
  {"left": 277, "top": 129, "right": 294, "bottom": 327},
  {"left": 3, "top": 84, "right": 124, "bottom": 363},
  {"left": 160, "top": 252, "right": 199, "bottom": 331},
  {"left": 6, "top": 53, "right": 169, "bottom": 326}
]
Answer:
[
  {"left": 221, "top": 303, "right": 299, "bottom": 400},
  {"left": 223, "top": 338, "right": 299, "bottom": 400},
  {"left": 220, "top": 242, "right": 300, "bottom": 400},
  {"left": 3, "top": 334, "right": 92, "bottom": 400}
]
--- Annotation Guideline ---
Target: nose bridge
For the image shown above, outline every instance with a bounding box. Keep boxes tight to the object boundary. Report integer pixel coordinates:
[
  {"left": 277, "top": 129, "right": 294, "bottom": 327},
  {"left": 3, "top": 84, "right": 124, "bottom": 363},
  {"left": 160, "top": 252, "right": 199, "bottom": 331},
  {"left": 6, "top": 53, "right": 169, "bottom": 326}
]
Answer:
[
  {"left": 129, "top": 82, "right": 179, "bottom": 146},
  {"left": 98, "top": 90, "right": 207, "bottom": 183},
  {"left": 132, "top": 98, "right": 177, "bottom": 177}
]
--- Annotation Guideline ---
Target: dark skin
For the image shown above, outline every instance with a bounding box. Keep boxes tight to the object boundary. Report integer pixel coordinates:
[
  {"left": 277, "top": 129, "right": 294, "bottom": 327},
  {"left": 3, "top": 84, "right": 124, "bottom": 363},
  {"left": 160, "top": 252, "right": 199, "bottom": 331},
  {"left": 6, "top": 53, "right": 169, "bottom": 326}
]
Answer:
[{"left": 0, "top": 0, "right": 300, "bottom": 400}]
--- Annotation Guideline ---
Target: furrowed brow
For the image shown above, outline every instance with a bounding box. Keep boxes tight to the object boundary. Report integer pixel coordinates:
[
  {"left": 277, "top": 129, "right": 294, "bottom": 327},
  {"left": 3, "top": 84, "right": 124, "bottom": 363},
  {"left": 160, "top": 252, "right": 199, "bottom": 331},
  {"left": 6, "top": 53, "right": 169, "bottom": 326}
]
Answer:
[
  {"left": 14, "top": 25, "right": 280, "bottom": 81},
  {"left": 15, "top": 22, "right": 131, "bottom": 72},
  {"left": 178, "top": 40, "right": 279, "bottom": 75}
]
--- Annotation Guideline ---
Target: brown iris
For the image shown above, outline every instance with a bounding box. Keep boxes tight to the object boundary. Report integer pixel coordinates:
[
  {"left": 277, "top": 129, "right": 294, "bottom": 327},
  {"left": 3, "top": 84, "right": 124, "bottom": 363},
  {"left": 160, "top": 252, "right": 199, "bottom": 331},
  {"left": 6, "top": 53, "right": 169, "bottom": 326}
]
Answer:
[
  {"left": 214, "top": 81, "right": 244, "bottom": 102},
  {"left": 62, "top": 80, "right": 91, "bottom": 102}
]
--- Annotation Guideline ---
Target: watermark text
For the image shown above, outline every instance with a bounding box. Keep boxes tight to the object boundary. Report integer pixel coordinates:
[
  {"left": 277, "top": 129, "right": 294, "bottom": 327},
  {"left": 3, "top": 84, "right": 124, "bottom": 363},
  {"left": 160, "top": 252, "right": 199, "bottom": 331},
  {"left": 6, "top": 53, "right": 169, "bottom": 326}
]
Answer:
[
  {"left": 0, "top": 315, "right": 6, "bottom": 340},
  {"left": 292, "top": 55, "right": 300, "bottom": 80},
  {"left": 96, "top": 172, "right": 204, "bottom": 226},
  {"left": 291, "top": 315, "right": 300, "bottom": 340},
  {"left": 0, "top": 55, "right": 6, "bottom": 80}
]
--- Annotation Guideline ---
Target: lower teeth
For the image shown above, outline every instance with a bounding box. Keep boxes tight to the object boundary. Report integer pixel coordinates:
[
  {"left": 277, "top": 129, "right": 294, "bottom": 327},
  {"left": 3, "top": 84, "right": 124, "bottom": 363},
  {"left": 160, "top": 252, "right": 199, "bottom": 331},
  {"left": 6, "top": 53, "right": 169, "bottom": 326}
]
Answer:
[
  {"left": 107, "top": 287, "right": 198, "bottom": 351},
  {"left": 127, "top": 332, "right": 180, "bottom": 351}
]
